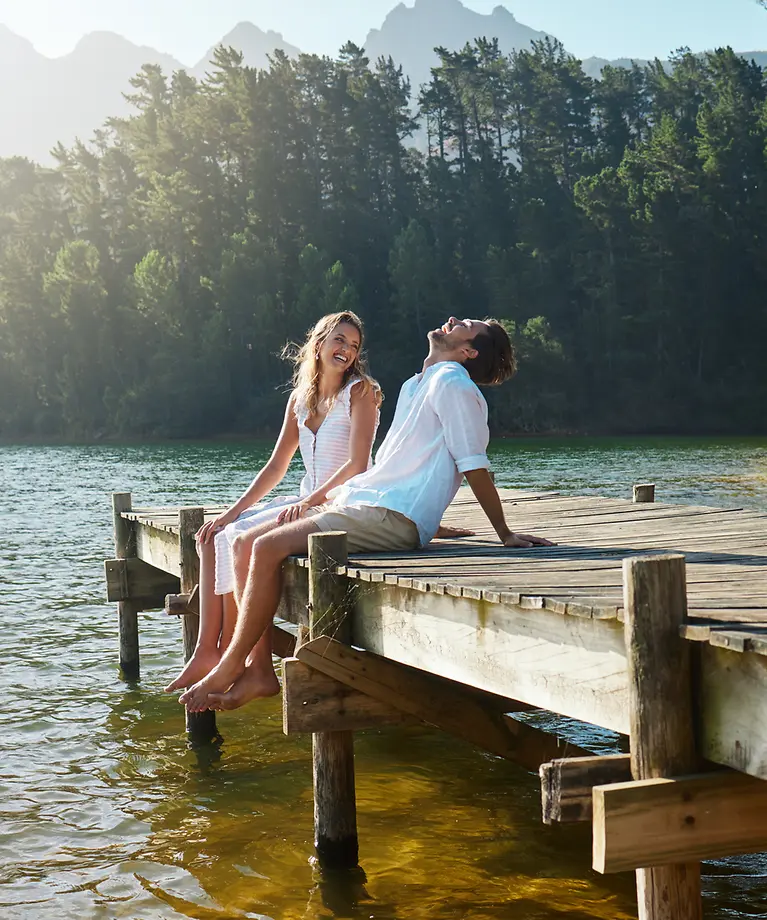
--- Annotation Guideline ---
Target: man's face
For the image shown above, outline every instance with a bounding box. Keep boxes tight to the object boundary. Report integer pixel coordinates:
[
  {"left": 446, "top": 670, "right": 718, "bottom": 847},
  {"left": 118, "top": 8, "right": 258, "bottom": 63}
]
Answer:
[{"left": 428, "top": 317, "right": 490, "bottom": 354}]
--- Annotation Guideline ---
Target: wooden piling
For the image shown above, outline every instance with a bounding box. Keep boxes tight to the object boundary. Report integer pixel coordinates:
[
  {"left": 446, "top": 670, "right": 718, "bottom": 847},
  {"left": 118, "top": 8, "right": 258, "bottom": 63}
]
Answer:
[
  {"left": 621, "top": 554, "right": 702, "bottom": 920},
  {"left": 112, "top": 492, "right": 140, "bottom": 680},
  {"left": 179, "top": 507, "right": 218, "bottom": 744},
  {"left": 633, "top": 483, "right": 655, "bottom": 503},
  {"left": 308, "top": 531, "right": 358, "bottom": 870}
]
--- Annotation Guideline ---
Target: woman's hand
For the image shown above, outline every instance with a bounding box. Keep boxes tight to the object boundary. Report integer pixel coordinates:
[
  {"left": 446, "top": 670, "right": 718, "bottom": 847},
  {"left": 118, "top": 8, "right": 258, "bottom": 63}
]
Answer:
[
  {"left": 276, "top": 500, "right": 312, "bottom": 525},
  {"left": 196, "top": 507, "right": 240, "bottom": 545}
]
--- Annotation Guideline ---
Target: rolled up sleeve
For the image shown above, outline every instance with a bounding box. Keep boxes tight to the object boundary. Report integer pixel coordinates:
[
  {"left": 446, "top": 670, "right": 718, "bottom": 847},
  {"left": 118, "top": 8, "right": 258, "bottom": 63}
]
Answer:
[{"left": 432, "top": 373, "right": 490, "bottom": 473}]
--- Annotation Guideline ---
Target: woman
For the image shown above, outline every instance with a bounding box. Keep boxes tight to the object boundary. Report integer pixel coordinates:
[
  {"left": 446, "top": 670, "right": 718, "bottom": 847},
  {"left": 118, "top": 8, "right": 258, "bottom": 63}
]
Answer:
[{"left": 165, "top": 311, "right": 381, "bottom": 700}]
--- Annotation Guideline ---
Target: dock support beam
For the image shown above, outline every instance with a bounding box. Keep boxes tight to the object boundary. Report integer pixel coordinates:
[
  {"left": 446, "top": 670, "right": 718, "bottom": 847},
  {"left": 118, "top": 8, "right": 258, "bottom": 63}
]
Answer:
[
  {"left": 113, "top": 492, "right": 140, "bottom": 680},
  {"left": 309, "top": 532, "right": 358, "bottom": 870},
  {"left": 621, "top": 554, "right": 702, "bottom": 920},
  {"left": 179, "top": 507, "right": 218, "bottom": 745}
]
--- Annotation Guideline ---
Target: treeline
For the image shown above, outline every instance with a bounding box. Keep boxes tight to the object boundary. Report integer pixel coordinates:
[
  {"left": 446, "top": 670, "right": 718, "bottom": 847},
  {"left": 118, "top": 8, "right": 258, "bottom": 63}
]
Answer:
[{"left": 1, "top": 39, "right": 766, "bottom": 439}]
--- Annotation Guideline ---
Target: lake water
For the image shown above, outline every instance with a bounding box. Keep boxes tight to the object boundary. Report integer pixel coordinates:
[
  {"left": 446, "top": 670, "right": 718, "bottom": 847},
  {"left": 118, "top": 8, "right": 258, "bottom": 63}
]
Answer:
[{"left": 2, "top": 437, "right": 767, "bottom": 919}]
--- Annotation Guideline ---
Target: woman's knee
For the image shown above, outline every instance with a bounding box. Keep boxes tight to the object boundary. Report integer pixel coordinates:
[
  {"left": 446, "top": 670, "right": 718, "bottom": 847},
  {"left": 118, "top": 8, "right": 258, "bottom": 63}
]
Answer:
[{"left": 196, "top": 536, "right": 215, "bottom": 560}]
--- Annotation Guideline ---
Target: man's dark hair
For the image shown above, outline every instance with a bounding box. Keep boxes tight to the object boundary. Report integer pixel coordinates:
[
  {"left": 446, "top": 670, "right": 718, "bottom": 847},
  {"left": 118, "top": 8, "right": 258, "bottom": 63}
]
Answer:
[{"left": 464, "top": 319, "right": 517, "bottom": 386}]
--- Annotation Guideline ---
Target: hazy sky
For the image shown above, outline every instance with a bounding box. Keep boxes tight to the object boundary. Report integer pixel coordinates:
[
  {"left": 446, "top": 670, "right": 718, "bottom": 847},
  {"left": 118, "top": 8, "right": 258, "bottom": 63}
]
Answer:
[{"left": 0, "top": 0, "right": 764, "bottom": 63}]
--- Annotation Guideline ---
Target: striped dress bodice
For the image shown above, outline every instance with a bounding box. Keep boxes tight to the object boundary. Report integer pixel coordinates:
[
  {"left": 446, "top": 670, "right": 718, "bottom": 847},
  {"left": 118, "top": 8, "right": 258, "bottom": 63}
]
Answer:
[{"left": 294, "top": 377, "right": 377, "bottom": 497}]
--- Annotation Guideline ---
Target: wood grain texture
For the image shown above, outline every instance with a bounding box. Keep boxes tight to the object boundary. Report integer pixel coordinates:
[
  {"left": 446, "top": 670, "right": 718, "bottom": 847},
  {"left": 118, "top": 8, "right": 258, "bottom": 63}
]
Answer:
[
  {"left": 113, "top": 492, "right": 139, "bottom": 680},
  {"left": 178, "top": 507, "right": 218, "bottom": 745},
  {"left": 351, "top": 583, "right": 630, "bottom": 733},
  {"left": 618, "top": 554, "right": 702, "bottom": 920},
  {"left": 298, "top": 636, "right": 581, "bottom": 769},
  {"left": 593, "top": 771, "right": 767, "bottom": 872},
  {"left": 105, "top": 556, "right": 180, "bottom": 606},
  {"left": 308, "top": 532, "right": 358, "bottom": 870},
  {"left": 129, "top": 487, "right": 767, "bottom": 654},
  {"left": 633, "top": 484, "right": 656, "bottom": 503},
  {"left": 540, "top": 754, "right": 632, "bottom": 824},
  {"left": 282, "top": 656, "right": 411, "bottom": 733}
]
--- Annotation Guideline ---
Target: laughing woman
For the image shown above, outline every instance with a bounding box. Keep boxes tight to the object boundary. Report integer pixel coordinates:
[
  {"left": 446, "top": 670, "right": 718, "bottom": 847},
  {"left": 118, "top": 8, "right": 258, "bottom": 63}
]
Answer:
[{"left": 165, "top": 311, "right": 381, "bottom": 703}]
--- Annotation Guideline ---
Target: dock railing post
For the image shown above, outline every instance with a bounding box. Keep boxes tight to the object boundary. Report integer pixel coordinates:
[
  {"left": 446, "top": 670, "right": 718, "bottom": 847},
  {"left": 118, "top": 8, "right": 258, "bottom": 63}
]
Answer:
[
  {"left": 623, "top": 554, "right": 702, "bottom": 920},
  {"left": 308, "top": 531, "right": 358, "bottom": 870},
  {"left": 179, "top": 507, "right": 218, "bottom": 745},
  {"left": 113, "top": 492, "right": 140, "bottom": 680},
  {"left": 633, "top": 483, "right": 656, "bottom": 503}
]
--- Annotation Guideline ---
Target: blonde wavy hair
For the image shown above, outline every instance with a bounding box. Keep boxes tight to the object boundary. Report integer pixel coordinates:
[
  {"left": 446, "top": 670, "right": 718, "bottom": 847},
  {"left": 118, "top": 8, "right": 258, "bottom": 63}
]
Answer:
[{"left": 283, "top": 311, "right": 381, "bottom": 418}]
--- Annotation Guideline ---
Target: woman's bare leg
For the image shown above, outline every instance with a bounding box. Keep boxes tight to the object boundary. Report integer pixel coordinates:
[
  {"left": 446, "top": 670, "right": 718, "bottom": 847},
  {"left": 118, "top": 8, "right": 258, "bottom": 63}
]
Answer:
[
  {"left": 181, "top": 517, "right": 317, "bottom": 711},
  {"left": 204, "top": 522, "right": 282, "bottom": 709},
  {"left": 164, "top": 538, "right": 224, "bottom": 691},
  {"left": 219, "top": 592, "right": 238, "bottom": 654}
]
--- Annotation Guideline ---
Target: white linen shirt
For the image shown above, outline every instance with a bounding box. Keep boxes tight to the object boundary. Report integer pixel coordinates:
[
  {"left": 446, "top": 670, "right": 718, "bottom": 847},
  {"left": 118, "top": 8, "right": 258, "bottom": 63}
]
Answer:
[{"left": 328, "top": 361, "right": 490, "bottom": 546}]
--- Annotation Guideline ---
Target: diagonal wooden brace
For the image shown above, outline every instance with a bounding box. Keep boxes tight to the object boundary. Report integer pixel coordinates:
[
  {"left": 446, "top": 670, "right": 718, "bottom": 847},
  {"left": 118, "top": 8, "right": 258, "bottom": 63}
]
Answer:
[
  {"left": 296, "top": 636, "right": 588, "bottom": 771},
  {"left": 283, "top": 657, "right": 413, "bottom": 733}
]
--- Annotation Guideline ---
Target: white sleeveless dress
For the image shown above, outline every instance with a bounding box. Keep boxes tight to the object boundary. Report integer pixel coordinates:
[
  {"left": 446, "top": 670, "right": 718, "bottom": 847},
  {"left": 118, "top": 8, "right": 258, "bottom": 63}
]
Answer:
[{"left": 214, "top": 377, "right": 376, "bottom": 594}]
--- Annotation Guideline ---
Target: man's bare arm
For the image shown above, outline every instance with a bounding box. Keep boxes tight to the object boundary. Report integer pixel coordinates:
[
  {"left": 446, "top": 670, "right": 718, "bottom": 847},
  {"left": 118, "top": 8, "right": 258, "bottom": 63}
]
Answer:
[{"left": 463, "top": 469, "right": 554, "bottom": 547}]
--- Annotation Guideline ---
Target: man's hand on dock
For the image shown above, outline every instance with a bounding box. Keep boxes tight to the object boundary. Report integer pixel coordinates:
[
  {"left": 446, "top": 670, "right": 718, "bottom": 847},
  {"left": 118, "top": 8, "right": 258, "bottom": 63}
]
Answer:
[{"left": 502, "top": 532, "right": 555, "bottom": 548}]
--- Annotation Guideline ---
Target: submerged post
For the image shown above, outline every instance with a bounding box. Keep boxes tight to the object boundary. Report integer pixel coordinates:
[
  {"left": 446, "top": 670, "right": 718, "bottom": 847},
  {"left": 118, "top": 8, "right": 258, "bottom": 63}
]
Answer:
[
  {"left": 308, "top": 531, "right": 358, "bottom": 869},
  {"left": 179, "top": 507, "right": 218, "bottom": 744},
  {"left": 622, "top": 554, "right": 702, "bottom": 920},
  {"left": 113, "top": 492, "right": 140, "bottom": 680},
  {"left": 633, "top": 484, "right": 656, "bottom": 503}
]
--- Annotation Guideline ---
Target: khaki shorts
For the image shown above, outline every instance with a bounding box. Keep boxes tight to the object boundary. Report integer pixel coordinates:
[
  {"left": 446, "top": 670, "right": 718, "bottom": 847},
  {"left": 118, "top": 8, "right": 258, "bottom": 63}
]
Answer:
[{"left": 307, "top": 505, "right": 420, "bottom": 553}]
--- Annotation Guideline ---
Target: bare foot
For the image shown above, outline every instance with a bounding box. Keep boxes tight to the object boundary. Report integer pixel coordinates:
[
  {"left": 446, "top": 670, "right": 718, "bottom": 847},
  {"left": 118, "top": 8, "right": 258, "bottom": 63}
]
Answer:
[
  {"left": 207, "top": 662, "right": 281, "bottom": 711},
  {"left": 179, "top": 658, "right": 246, "bottom": 712},
  {"left": 164, "top": 645, "right": 221, "bottom": 692}
]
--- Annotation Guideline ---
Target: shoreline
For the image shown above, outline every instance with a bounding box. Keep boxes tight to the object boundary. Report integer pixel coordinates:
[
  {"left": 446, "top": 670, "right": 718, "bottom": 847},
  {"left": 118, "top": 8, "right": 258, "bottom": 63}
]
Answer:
[{"left": 2, "top": 430, "right": 766, "bottom": 448}]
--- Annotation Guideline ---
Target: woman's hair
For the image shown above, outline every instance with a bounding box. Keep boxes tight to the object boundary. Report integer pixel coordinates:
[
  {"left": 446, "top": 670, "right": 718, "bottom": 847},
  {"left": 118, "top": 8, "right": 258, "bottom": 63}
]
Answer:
[
  {"left": 284, "top": 311, "right": 381, "bottom": 416},
  {"left": 463, "top": 319, "right": 517, "bottom": 386}
]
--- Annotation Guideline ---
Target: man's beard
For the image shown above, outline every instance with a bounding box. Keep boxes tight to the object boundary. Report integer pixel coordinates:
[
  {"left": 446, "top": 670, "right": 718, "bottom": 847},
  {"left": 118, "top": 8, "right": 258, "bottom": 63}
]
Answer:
[{"left": 427, "top": 330, "right": 450, "bottom": 351}]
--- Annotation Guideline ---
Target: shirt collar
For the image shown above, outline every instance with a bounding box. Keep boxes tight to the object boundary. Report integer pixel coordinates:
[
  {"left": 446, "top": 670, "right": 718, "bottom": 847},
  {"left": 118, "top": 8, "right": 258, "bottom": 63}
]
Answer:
[{"left": 415, "top": 360, "right": 468, "bottom": 384}]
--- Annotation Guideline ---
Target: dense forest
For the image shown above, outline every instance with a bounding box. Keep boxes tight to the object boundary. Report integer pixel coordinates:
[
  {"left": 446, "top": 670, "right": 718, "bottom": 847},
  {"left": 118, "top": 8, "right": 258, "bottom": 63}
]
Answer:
[{"left": 1, "top": 38, "right": 766, "bottom": 439}]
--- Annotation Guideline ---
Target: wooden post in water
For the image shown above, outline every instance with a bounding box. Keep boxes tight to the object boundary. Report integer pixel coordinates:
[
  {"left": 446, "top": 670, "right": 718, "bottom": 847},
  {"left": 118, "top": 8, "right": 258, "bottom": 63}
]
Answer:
[
  {"left": 308, "top": 531, "right": 358, "bottom": 870},
  {"left": 622, "top": 554, "right": 702, "bottom": 920},
  {"left": 179, "top": 507, "right": 218, "bottom": 744},
  {"left": 113, "top": 492, "right": 140, "bottom": 680},
  {"left": 633, "top": 483, "right": 656, "bottom": 503}
]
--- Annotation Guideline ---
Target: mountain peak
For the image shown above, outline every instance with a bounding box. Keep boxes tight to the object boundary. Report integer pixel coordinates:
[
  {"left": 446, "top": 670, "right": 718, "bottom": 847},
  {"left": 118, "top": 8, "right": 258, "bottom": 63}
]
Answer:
[
  {"left": 224, "top": 21, "right": 286, "bottom": 41},
  {"left": 365, "top": 0, "right": 552, "bottom": 91},
  {"left": 74, "top": 30, "right": 137, "bottom": 50},
  {"left": 192, "top": 20, "right": 300, "bottom": 77}
]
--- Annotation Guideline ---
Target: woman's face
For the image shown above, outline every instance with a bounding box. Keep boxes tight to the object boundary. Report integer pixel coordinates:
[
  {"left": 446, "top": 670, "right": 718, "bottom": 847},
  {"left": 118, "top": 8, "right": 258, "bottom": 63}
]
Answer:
[{"left": 317, "top": 322, "right": 361, "bottom": 376}]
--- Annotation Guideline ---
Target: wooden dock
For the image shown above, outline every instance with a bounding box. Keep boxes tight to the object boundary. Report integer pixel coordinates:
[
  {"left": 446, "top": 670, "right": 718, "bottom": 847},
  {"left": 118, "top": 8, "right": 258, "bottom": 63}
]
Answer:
[{"left": 104, "top": 486, "right": 767, "bottom": 920}]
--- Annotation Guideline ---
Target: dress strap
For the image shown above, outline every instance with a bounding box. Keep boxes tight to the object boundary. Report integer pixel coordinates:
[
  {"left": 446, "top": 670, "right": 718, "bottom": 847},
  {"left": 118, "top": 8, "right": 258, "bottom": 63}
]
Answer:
[
  {"left": 338, "top": 376, "right": 362, "bottom": 416},
  {"left": 293, "top": 391, "right": 309, "bottom": 425}
]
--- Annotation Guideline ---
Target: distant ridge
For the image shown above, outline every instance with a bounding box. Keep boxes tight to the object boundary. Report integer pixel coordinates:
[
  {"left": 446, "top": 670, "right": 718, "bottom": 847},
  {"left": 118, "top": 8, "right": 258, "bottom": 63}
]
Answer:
[
  {"left": 191, "top": 22, "right": 300, "bottom": 79},
  {"left": 0, "top": 28, "right": 183, "bottom": 162},
  {"left": 364, "top": 0, "right": 552, "bottom": 90},
  {"left": 1, "top": 2, "right": 766, "bottom": 163}
]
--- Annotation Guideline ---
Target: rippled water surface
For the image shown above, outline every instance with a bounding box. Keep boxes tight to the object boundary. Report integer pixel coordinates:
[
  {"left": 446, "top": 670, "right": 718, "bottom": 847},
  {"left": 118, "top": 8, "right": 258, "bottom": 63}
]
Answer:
[{"left": 2, "top": 437, "right": 767, "bottom": 919}]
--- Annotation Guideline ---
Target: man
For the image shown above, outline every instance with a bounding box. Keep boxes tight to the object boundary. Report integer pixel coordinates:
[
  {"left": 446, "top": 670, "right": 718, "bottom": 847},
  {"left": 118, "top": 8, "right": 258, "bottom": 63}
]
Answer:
[{"left": 180, "top": 316, "right": 553, "bottom": 712}]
